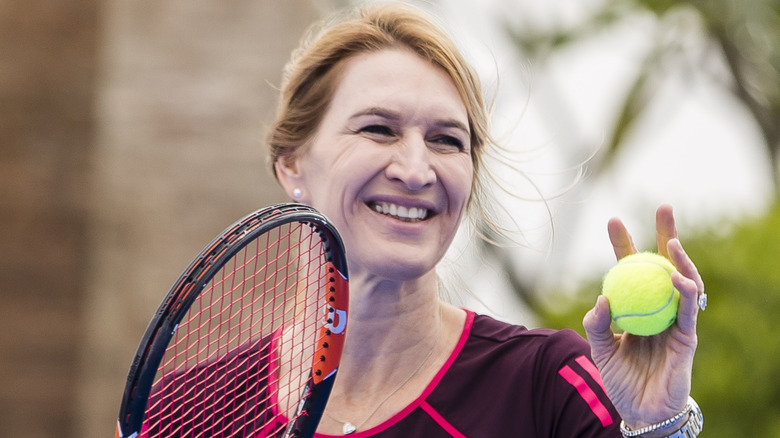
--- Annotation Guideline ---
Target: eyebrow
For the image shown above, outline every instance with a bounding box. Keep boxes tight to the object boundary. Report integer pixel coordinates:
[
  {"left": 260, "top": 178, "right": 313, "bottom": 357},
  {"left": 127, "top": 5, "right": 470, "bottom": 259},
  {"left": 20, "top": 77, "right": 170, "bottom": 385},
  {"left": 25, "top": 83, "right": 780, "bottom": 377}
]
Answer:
[{"left": 349, "top": 107, "right": 470, "bottom": 136}]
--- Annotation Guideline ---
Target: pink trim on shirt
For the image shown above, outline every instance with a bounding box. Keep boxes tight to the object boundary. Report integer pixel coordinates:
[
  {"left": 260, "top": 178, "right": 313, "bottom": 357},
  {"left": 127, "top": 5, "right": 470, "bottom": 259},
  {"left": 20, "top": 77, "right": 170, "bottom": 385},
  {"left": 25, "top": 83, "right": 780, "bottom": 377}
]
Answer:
[
  {"left": 420, "top": 310, "right": 474, "bottom": 400},
  {"left": 558, "top": 365, "right": 614, "bottom": 427},
  {"left": 420, "top": 401, "right": 467, "bottom": 438},
  {"left": 314, "top": 310, "right": 475, "bottom": 437},
  {"left": 575, "top": 355, "right": 608, "bottom": 395},
  {"left": 259, "top": 330, "right": 288, "bottom": 436}
]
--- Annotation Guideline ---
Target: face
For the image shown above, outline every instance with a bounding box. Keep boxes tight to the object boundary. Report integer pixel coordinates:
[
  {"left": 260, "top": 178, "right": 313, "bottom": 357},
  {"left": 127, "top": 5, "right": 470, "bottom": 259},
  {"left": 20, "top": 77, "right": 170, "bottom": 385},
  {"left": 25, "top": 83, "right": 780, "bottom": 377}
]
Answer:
[{"left": 278, "top": 48, "right": 473, "bottom": 281}]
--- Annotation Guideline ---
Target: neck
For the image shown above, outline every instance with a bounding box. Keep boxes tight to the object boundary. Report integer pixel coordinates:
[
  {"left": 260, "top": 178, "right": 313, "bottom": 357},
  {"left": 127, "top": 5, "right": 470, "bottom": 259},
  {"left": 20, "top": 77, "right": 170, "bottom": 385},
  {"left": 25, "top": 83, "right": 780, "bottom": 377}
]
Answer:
[
  {"left": 329, "top": 271, "right": 442, "bottom": 392},
  {"left": 343, "top": 271, "right": 441, "bottom": 355}
]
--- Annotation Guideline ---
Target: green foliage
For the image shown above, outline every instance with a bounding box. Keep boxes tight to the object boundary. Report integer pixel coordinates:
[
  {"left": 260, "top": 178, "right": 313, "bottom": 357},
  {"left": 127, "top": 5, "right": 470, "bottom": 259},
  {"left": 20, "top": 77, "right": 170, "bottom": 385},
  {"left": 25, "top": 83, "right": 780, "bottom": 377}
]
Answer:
[
  {"left": 685, "top": 202, "right": 780, "bottom": 436},
  {"left": 538, "top": 202, "right": 780, "bottom": 437}
]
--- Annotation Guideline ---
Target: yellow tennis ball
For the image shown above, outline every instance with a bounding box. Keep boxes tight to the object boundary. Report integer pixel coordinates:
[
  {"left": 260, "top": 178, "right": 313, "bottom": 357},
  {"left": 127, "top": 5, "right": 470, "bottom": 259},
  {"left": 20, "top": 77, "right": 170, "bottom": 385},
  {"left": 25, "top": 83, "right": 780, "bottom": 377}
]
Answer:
[{"left": 601, "top": 252, "right": 679, "bottom": 336}]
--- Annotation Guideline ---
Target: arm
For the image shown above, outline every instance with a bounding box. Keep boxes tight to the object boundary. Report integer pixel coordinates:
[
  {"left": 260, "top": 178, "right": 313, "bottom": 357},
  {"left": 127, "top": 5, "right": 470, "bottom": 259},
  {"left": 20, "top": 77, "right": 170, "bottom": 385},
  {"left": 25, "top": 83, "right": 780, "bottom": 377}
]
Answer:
[{"left": 583, "top": 204, "right": 706, "bottom": 437}]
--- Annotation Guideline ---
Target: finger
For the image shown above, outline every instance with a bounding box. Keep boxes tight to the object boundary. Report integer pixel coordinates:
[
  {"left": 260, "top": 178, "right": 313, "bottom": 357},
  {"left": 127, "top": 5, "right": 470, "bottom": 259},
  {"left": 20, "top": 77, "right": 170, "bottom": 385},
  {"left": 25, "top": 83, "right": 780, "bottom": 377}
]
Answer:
[
  {"left": 608, "top": 217, "right": 637, "bottom": 260},
  {"left": 667, "top": 239, "right": 705, "bottom": 335},
  {"left": 655, "top": 204, "right": 678, "bottom": 258},
  {"left": 583, "top": 295, "right": 617, "bottom": 350},
  {"left": 672, "top": 271, "right": 700, "bottom": 335},
  {"left": 667, "top": 238, "right": 705, "bottom": 294}
]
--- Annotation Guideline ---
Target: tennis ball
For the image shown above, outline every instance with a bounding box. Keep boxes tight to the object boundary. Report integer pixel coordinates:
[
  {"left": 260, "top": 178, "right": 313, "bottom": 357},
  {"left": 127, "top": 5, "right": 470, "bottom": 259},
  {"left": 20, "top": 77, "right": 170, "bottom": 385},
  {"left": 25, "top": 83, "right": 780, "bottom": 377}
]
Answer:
[{"left": 601, "top": 252, "right": 679, "bottom": 336}]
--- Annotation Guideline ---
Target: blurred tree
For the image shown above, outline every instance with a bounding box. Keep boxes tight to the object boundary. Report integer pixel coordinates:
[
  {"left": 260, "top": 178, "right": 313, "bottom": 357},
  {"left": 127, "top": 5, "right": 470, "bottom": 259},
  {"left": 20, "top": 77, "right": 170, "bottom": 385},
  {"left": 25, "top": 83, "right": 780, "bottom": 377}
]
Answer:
[{"left": 505, "top": 0, "right": 780, "bottom": 192}]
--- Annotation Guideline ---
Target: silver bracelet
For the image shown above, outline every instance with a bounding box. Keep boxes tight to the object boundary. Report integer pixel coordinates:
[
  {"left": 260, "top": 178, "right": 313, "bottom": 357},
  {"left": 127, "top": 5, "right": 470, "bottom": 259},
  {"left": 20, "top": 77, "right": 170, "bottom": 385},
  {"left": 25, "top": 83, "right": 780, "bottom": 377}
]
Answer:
[{"left": 620, "top": 396, "right": 701, "bottom": 437}]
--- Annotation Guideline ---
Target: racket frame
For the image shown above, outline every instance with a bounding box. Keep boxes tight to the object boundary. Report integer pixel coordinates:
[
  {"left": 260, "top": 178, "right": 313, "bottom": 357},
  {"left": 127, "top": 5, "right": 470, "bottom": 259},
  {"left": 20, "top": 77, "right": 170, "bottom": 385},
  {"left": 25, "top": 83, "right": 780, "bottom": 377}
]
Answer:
[{"left": 116, "top": 203, "right": 348, "bottom": 438}]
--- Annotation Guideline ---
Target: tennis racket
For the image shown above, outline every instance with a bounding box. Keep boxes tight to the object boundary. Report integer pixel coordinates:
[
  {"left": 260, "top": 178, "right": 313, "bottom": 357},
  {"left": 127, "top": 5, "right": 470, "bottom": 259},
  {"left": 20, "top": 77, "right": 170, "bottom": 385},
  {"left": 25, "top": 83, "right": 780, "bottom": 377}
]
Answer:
[{"left": 116, "top": 203, "right": 349, "bottom": 438}]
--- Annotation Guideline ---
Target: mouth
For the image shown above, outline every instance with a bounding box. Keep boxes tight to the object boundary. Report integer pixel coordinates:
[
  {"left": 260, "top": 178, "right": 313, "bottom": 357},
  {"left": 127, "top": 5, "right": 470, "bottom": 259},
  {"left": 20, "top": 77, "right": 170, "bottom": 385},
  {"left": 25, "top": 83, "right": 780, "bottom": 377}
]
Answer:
[{"left": 367, "top": 201, "right": 430, "bottom": 222}]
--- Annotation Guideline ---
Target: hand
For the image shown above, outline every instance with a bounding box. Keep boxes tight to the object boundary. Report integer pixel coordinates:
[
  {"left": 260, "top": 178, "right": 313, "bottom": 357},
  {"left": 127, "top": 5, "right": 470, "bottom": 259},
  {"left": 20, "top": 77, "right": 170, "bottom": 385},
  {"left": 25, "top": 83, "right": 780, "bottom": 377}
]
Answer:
[{"left": 582, "top": 204, "right": 705, "bottom": 431}]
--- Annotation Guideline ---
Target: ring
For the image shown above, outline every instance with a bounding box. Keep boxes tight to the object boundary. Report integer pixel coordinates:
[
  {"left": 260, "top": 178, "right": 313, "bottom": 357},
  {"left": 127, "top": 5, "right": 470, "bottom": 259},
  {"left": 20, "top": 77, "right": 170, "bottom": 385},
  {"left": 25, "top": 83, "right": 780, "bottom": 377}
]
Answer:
[{"left": 698, "top": 293, "right": 708, "bottom": 311}]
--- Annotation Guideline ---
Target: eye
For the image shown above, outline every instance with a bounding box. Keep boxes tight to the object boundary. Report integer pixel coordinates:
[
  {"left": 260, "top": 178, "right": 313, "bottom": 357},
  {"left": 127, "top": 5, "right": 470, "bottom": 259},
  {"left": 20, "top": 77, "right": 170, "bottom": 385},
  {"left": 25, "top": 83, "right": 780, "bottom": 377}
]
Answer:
[
  {"left": 429, "top": 134, "right": 466, "bottom": 153},
  {"left": 357, "top": 124, "right": 395, "bottom": 137}
]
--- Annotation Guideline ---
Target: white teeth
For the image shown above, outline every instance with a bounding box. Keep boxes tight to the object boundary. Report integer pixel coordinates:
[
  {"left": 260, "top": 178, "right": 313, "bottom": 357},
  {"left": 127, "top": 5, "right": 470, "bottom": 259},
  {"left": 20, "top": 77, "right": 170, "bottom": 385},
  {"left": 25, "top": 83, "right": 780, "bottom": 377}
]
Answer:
[{"left": 371, "top": 202, "right": 428, "bottom": 220}]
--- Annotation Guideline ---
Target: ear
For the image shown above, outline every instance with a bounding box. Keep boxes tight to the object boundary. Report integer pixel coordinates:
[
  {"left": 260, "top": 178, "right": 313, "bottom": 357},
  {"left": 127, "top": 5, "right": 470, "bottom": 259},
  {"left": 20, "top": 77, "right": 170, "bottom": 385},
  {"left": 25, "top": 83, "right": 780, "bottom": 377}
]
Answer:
[{"left": 274, "top": 156, "right": 307, "bottom": 201}]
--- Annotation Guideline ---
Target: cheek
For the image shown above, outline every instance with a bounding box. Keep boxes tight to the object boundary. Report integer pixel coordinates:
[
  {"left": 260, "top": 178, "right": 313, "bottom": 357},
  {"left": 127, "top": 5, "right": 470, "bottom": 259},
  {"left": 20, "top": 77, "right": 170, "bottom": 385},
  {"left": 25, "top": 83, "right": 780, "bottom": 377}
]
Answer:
[
  {"left": 296, "top": 158, "right": 361, "bottom": 226},
  {"left": 445, "top": 158, "right": 474, "bottom": 211}
]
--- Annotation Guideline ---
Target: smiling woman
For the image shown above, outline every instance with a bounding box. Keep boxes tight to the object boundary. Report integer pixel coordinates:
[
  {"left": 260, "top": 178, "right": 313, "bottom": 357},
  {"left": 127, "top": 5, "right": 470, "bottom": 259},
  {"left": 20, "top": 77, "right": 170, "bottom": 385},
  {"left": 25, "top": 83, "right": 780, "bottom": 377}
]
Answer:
[{"left": 263, "top": 3, "right": 706, "bottom": 437}]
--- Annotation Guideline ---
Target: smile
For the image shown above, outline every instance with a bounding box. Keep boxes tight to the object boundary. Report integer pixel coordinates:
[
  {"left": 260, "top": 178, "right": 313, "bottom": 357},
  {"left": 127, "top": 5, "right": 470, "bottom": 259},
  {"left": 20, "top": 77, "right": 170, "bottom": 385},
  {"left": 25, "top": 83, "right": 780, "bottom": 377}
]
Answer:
[{"left": 369, "top": 201, "right": 429, "bottom": 222}]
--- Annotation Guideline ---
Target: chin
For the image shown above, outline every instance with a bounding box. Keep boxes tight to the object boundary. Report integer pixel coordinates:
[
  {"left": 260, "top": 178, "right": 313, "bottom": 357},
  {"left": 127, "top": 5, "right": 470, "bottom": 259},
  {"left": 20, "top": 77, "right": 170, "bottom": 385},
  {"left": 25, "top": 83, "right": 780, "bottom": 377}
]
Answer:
[
  {"left": 351, "top": 253, "right": 437, "bottom": 282},
  {"left": 379, "top": 255, "right": 440, "bottom": 281}
]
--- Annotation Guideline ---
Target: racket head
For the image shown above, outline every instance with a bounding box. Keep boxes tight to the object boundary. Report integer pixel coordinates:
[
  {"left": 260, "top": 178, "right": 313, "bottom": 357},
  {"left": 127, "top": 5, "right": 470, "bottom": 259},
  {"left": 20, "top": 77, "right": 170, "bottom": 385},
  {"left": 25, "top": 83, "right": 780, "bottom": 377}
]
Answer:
[{"left": 116, "top": 203, "right": 348, "bottom": 438}]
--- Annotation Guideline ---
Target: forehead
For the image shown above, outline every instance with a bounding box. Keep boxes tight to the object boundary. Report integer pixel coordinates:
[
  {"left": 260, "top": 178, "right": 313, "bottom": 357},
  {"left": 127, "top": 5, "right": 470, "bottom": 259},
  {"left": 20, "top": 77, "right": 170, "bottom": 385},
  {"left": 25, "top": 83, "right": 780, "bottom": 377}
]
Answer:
[{"left": 327, "top": 48, "right": 468, "bottom": 123}]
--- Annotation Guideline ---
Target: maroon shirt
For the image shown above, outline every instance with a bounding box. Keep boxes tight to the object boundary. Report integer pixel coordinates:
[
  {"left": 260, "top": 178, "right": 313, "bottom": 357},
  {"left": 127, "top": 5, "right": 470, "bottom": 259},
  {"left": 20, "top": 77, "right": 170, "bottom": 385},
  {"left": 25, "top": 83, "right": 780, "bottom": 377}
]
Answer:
[
  {"left": 143, "top": 311, "right": 621, "bottom": 437},
  {"left": 315, "top": 311, "right": 621, "bottom": 437}
]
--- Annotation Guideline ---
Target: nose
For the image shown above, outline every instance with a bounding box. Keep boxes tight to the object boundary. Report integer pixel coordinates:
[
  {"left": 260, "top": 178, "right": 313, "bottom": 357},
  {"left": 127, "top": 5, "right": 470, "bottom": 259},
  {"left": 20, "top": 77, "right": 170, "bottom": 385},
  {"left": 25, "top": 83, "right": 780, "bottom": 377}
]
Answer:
[{"left": 385, "top": 132, "right": 437, "bottom": 191}]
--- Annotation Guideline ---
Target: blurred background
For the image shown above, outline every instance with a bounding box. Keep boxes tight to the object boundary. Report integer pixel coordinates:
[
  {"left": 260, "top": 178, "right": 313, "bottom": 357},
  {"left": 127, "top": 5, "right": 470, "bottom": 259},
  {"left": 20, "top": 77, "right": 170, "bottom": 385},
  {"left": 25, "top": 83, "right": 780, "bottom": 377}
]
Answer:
[{"left": 1, "top": 0, "right": 778, "bottom": 437}]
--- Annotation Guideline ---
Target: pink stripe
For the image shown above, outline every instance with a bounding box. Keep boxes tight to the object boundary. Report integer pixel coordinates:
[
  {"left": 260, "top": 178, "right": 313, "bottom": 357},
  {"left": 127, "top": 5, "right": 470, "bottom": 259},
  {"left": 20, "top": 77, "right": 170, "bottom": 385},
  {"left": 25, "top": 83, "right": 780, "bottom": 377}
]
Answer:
[
  {"left": 267, "top": 330, "right": 284, "bottom": 420},
  {"left": 575, "top": 355, "right": 608, "bottom": 394},
  {"left": 264, "top": 328, "right": 291, "bottom": 437},
  {"left": 420, "top": 310, "right": 473, "bottom": 399},
  {"left": 558, "top": 365, "right": 614, "bottom": 427},
  {"left": 420, "top": 401, "right": 467, "bottom": 438}
]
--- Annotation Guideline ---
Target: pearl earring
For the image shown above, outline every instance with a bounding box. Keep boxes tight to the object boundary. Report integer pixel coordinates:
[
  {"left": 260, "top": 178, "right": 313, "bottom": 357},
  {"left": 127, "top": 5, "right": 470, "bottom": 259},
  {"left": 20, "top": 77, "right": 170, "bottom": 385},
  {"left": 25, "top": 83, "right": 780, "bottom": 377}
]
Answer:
[{"left": 292, "top": 188, "right": 302, "bottom": 199}]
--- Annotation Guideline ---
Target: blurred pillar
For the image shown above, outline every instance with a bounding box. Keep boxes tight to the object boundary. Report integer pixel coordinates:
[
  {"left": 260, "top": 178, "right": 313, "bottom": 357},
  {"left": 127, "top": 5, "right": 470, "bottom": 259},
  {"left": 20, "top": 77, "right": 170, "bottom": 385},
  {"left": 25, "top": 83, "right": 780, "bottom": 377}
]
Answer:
[
  {"left": 78, "top": 1, "right": 320, "bottom": 436},
  {"left": 0, "top": 1, "right": 99, "bottom": 437}
]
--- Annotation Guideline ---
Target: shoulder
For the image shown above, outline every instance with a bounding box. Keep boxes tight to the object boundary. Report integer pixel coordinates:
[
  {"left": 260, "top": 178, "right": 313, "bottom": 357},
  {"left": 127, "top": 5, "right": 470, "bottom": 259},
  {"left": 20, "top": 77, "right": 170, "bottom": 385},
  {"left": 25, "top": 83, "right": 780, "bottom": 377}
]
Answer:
[
  {"left": 439, "top": 313, "right": 620, "bottom": 436},
  {"left": 458, "top": 313, "right": 597, "bottom": 398},
  {"left": 468, "top": 313, "right": 590, "bottom": 361},
  {"left": 471, "top": 314, "right": 619, "bottom": 435},
  {"left": 467, "top": 313, "right": 599, "bottom": 393}
]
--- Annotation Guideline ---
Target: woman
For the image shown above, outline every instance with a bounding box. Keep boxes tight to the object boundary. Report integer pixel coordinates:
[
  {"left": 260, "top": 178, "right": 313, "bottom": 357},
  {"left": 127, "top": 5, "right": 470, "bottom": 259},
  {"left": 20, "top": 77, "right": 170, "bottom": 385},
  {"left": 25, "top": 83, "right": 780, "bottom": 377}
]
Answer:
[{"left": 268, "top": 3, "right": 705, "bottom": 437}]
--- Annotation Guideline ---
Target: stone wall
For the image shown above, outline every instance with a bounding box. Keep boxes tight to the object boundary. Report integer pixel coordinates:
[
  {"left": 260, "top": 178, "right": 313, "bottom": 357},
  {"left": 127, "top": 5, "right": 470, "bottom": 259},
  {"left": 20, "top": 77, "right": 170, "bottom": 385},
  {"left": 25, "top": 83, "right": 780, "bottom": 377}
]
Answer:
[
  {"left": 0, "top": 1, "right": 98, "bottom": 436},
  {"left": 0, "top": 1, "right": 324, "bottom": 436}
]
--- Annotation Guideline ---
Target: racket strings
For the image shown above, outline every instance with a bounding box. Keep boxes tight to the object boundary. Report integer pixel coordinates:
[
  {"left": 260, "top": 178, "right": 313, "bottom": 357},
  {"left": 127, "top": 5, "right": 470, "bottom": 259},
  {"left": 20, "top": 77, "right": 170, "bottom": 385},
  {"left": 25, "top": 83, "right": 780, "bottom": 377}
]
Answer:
[{"left": 143, "top": 222, "right": 329, "bottom": 437}]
